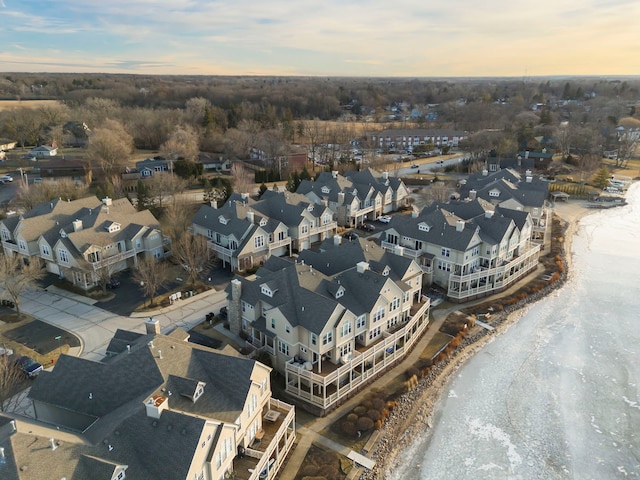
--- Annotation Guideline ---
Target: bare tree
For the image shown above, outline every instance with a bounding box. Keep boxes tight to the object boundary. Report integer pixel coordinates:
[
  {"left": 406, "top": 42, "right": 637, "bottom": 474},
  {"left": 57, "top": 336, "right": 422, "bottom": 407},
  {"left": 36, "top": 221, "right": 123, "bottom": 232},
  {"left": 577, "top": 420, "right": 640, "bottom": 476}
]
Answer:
[
  {"left": 133, "top": 258, "right": 168, "bottom": 307},
  {"left": 230, "top": 161, "right": 253, "bottom": 195},
  {"left": 0, "top": 352, "right": 24, "bottom": 413},
  {"left": 162, "top": 201, "right": 194, "bottom": 244},
  {"left": 173, "top": 235, "right": 211, "bottom": 285},
  {"left": 147, "top": 173, "right": 188, "bottom": 208},
  {"left": 87, "top": 119, "right": 134, "bottom": 177},
  {"left": 0, "top": 255, "right": 44, "bottom": 318},
  {"left": 16, "top": 179, "right": 89, "bottom": 212},
  {"left": 160, "top": 124, "right": 200, "bottom": 168}
]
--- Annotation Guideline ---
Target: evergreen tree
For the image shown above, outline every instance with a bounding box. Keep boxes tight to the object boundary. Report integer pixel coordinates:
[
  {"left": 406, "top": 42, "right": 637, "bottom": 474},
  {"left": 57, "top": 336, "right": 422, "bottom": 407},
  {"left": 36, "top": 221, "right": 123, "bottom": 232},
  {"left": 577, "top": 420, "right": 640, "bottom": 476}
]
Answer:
[
  {"left": 300, "top": 165, "right": 312, "bottom": 181},
  {"left": 136, "top": 180, "right": 153, "bottom": 211},
  {"left": 593, "top": 166, "right": 610, "bottom": 189},
  {"left": 258, "top": 183, "right": 268, "bottom": 198}
]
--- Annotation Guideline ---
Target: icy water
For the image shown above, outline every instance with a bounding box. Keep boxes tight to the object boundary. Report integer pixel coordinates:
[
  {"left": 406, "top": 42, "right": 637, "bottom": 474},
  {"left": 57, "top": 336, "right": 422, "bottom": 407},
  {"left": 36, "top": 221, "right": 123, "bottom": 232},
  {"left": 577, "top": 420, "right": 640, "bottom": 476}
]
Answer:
[{"left": 387, "top": 183, "right": 640, "bottom": 480}]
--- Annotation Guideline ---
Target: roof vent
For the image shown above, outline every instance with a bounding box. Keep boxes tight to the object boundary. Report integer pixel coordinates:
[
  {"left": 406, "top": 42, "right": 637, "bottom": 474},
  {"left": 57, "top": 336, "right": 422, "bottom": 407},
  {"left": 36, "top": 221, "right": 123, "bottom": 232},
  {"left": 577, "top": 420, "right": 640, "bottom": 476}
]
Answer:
[
  {"left": 126, "top": 345, "right": 131, "bottom": 353},
  {"left": 108, "top": 445, "right": 113, "bottom": 451},
  {"left": 158, "top": 350, "right": 162, "bottom": 359},
  {"left": 49, "top": 438, "right": 58, "bottom": 451},
  {"left": 88, "top": 393, "right": 93, "bottom": 399}
]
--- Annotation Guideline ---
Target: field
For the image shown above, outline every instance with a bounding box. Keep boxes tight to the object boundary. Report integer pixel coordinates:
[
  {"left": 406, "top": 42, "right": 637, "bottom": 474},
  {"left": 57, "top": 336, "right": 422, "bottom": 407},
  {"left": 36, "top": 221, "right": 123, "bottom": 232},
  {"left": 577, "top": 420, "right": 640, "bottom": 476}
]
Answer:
[{"left": 0, "top": 99, "right": 61, "bottom": 111}]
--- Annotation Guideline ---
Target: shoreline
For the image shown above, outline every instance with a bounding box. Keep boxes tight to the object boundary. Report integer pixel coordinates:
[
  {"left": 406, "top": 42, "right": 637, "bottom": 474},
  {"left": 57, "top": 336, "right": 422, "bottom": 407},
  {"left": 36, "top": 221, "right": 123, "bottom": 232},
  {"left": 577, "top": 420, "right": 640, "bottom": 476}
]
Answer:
[{"left": 363, "top": 200, "right": 596, "bottom": 480}]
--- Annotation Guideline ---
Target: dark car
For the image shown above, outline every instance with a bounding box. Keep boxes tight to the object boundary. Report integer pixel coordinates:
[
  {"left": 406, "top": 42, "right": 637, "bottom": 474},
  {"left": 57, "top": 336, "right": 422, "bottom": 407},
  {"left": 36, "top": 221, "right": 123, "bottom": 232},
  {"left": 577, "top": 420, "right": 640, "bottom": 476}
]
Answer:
[
  {"left": 15, "top": 356, "right": 43, "bottom": 378},
  {"left": 342, "top": 232, "right": 359, "bottom": 241},
  {"left": 357, "top": 223, "right": 375, "bottom": 232},
  {"left": 106, "top": 278, "right": 121, "bottom": 289}
]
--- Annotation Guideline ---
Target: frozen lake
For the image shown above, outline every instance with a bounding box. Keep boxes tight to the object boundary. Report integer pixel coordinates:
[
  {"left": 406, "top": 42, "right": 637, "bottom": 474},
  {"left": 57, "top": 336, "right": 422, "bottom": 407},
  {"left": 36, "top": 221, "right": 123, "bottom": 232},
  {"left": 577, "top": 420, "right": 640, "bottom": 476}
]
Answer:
[{"left": 387, "top": 183, "right": 640, "bottom": 480}]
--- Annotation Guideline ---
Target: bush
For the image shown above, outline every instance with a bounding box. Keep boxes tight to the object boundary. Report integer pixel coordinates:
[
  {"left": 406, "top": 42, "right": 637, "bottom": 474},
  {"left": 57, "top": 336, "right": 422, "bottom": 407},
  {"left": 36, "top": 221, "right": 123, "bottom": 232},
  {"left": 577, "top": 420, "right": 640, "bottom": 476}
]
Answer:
[
  {"left": 405, "top": 366, "right": 419, "bottom": 379},
  {"left": 347, "top": 413, "right": 358, "bottom": 423},
  {"left": 367, "top": 409, "right": 381, "bottom": 422},
  {"left": 374, "top": 420, "right": 383, "bottom": 430},
  {"left": 353, "top": 406, "right": 367, "bottom": 416},
  {"left": 372, "top": 397, "right": 386, "bottom": 411},
  {"left": 357, "top": 416, "right": 374, "bottom": 432},
  {"left": 342, "top": 421, "right": 357, "bottom": 437}
]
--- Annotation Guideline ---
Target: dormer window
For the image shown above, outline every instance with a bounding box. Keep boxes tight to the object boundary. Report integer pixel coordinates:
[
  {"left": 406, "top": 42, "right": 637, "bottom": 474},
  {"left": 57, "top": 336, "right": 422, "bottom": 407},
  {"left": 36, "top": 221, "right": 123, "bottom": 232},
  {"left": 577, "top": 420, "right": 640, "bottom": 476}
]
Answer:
[
  {"left": 259, "top": 218, "right": 267, "bottom": 227},
  {"left": 335, "top": 286, "right": 345, "bottom": 298},
  {"left": 260, "top": 283, "right": 276, "bottom": 297},
  {"left": 382, "top": 266, "right": 390, "bottom": 276},
  {"left": 418, "top": 222, "right": 430, "bottom": 232},
  {"left": 307, "top": 204, "right": 314, "bottom": 211},
  {"left": 321, "top": 186, "right": 330, "bottom": 194},
  {"left": 193, "top": 383, "right": 205, "bottom": 403},
  {"left": 489, "top": 189, "right": 500, "bottom": 198},
  {"left": 218, "top": 215, "right": 228, "bottom": 225},
  {"left": 106, "top": 222, "right": 121, "bottom": 233}
]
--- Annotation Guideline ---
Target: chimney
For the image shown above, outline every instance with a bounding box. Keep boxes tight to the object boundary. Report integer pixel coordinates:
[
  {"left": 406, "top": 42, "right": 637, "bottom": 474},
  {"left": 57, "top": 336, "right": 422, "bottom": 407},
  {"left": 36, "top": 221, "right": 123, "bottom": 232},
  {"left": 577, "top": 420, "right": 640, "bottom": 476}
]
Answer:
[
  {"left": 356, "top": 261, "right": 369, "bottom": 274},
  {"left": 145, "top": 394, "right": 168, "bottom": 419},
  {"left": 241, "top": 193, "right": 248, "bottom": 202},
  {"left": 485, "top": 210, "right": 494, "bottom": 219},
  {"left": 210, "top": 200, "right": 218, "bottom": 209},
  {"left": 102, "top": 196, "right": 112, "bottom": 206},
  {"left": 333, "top": 234, "right": 342, "bottom": 246},
  {"left": 337, "top": 192, "right": 345, "bottom": 205},
  {"left": 157, "top": 350, "right": 162, "bottom": 359},
  {"left": 126, "top": 344, "right": 131, "bottom": 354},
  {"left": 482, "top": 169, "right": 488, "bottom": 176},
  {"left": 525, "top": 151, "right": 530, "bottom": 159},
  {"left": 469, "top": 189, "right": 477, "bottom": 200},
  {"left": 0, "top": 446, "right": 4, "bottom": 463},
  {"left": 72, "top": 219, "right": 83, "bottom": 232},
  {"left": 145, "top": 317, "right": 160, "bottom": 335},
  {"left": 382, "top": 171, "right": 389, "bottom": 180},
  {"left": 331, "top": 170, "right": 338, "bottom": 179},
  {"left": 228, "top": 279, "right": 242, "bottom": 335},
  {"left": 411, "top": 208, "right": 419, "bottom": 218},
  {"left": 456, "top": 220, "right": 465, "bottom": 232},
  {"left": 246, "top": 210, "right": 255, "bottom": 223},
  {"left": 525, "top": 169, "right": 532, "bottom": 183}
]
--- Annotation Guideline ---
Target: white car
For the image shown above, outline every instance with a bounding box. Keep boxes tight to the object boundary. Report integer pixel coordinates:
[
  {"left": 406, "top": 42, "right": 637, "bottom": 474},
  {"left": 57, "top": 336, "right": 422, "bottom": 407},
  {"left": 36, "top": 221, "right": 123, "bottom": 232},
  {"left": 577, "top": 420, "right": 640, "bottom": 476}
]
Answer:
[
  {"left": 378, "top": 215, "right": 391, "bottom": 223},
  {"left": 0, "top": 175, "right": 13, "bottom": 183}
]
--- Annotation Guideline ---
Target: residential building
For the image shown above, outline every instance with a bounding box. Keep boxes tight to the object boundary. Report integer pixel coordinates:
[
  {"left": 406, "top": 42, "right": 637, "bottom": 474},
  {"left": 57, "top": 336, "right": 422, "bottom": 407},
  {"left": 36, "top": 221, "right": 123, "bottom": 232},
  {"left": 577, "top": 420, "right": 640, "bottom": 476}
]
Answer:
[
  {"left": 0, "top": 196, "right": 165, "bottom": 290},
  {"left": 0, "top": 324, "right": 295, "bottom": 480},
  {"left": 191, "top": 194, "right": 292, "bottom": 272},
  {"left": 460, "top": 168, "right": 552, "bottom": 248},
  {"left": 28, "top": 145, "right": 58, "bottom": 158},
  {"left": 225, "top": 238, "right": 430, "bottom": 413},
  {"left": 379, "top": 198, "right": 540, "bottom": 302},
  {"left": 30, "top": 158, "right": 92, "bottom": 184},
  {"left": 369, "top": 128, "right": 468, "bottom": 150},
  {"left": 135, "top": 157, "right": 171, "bottom": 177},
  {"left": 297, "top": 168, "right": 410, "bottom": 227}
]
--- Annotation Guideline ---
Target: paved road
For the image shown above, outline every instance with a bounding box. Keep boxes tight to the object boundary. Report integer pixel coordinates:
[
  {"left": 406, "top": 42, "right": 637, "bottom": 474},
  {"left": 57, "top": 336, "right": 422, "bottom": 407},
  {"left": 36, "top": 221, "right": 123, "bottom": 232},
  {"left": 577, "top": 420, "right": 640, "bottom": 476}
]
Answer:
[{"left": 20, "top": 287, "right": 228, "bottom": 361}]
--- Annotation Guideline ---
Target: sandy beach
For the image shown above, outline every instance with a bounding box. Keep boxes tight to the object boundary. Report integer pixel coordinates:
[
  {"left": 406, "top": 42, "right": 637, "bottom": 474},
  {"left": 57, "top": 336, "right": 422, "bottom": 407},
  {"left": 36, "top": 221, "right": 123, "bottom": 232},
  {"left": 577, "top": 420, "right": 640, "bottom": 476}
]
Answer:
[{"left": 363, "top": 199, "right": 596, "bottom": 480}]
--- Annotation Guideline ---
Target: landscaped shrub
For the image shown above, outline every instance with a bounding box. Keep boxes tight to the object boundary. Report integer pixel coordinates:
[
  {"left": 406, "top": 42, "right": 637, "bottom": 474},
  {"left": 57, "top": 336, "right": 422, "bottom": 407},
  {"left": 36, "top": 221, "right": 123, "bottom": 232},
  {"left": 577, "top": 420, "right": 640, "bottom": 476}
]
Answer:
[
  {"left": 341, "top": 421, "right": 357, "bottom": 437},
  {"left": 366, "top": 408, "right": 381, "bottom": 422},
  {"left": 357, "top": 416, "right": 375, "bottom": 432},
  {"left": 372, "top": 397, "right": 386, "bottom": 411},
  {"left": 405, "top": 366, "right": 419, "bottom": 379},
  {"left": 380, "top": 407, "right": 390, "bottom": 421},
  {"left": 346, "top": 413, "right": 358, "bottom": 423},
  {"left": 386, "top": 400, "right": 397, "bottom": 411},
  {"left": 361, "top": 399, "right": 373, "bottom": 409},
  {"left": 353, "top": 406, "right": 367, "bottom": 416}
]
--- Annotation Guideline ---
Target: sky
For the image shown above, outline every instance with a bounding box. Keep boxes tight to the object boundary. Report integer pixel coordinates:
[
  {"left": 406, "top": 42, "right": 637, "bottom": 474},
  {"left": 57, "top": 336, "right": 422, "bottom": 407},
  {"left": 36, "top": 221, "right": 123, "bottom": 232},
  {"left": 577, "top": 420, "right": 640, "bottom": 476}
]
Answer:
[{"left": 0, "top": 0, "right": 638, "bottom": 77}]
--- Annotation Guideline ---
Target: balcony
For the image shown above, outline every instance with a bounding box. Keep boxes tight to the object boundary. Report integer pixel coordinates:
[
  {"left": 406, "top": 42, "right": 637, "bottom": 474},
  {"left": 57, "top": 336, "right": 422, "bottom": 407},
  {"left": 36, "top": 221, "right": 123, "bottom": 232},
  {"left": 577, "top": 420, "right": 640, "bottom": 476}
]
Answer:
[
  {"left": 284, "top": 297, "right": 430, "bottom": 411},
  {"left": 90, "top": 249, "right": 137, "bottom": 270},
  {"left": 232, "top": 399, "right": 296, "bottom": 480},
  {"left": 209, "top": 241, "right": 235, "bottom": 258},
  {"left": 268, "top": 237, "right": 292, "bottom": 251}
]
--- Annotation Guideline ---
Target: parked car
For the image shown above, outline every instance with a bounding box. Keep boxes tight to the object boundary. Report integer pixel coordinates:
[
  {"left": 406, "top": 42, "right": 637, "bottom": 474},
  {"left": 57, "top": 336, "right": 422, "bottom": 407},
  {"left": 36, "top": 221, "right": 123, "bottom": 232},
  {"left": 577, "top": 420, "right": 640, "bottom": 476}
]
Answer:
[
  {"left": 377, "top": 215, "right": 392, "bottom": 223},
  {"left": 106, "top": 278, "right": 121, "bottom": 289},
  {"left": 15, "top": 356, "right": 43, "bottom": 378},
  {"left": 183, "top": 264, "right": 204, "bottom": 272},
  {"left": 0, "top": 175, "right": 13, "bottom": 183},
  {"left": 357, "top": 223, "right": 375, "bottom": 232},
  {"left": 411, "top": 164, "right": 419, "bottom": 169},
  {"left": 342, "top": 232, "right": 359, "bottom": 241}
]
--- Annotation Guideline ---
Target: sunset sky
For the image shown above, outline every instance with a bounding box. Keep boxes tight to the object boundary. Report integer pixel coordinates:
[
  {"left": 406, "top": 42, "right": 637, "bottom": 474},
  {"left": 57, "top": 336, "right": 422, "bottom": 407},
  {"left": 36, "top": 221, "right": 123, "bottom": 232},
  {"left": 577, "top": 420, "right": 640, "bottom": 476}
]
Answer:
[{"left": 0, "top": 0, "right": 638, "bottom": 76}]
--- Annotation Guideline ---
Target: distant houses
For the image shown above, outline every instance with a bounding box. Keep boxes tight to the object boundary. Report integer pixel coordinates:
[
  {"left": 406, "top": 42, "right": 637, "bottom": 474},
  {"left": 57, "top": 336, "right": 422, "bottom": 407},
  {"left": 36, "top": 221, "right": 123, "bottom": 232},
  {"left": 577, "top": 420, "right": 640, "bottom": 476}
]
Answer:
[{"left": 29, "top": 144, "right": 58, "bottom": 158}]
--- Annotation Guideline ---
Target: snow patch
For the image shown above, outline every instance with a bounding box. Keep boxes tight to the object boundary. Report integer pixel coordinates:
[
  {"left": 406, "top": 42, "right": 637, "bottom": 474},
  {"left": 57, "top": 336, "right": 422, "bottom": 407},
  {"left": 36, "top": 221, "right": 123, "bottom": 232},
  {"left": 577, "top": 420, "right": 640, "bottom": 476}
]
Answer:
[
  {"left": 622, "top": 396, "right": 640, "bottom": 410},
  {"left": 467, "top": 417, "right": 522, "bottom": 471}
]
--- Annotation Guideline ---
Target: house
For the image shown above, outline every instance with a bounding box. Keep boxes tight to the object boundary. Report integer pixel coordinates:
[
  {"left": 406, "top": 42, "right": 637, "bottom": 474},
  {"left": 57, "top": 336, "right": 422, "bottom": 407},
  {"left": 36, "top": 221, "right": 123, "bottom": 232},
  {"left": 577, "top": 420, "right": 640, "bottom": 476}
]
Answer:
[
  {"left": 378, "top": 197, "right": 540, "bottom": 302},
  {"left": 459, "top": 168, "right": 552, "bottom": 248},
  {"left": 191, "top": 194, "right": 292, "bottom": 272},
  {"left": 296, "top": 168, "right": 410, "bottom": 227},
  {"left": 0, "top": 138, "right": 17, "bottom": 152},
  {"left": 370, "top": 128, "right": 468, "bottom": 151},
  {"left": 199, "top": 153, "right": 231, "bottom": 173},
  {"left": 30, "top": 158, "right": 92, "bottom": 184},
  {"left": 28, "top": 145, "right": 58, "bottom": 158},
  {"left": 135, "top": 157, "right": 171, "bottom": 177},
  {"left": 0, "top": 196, "right": 166, "bottom": 290},
  {"left": 225, "top": 238, "right": 430, "bottom": 413},
  {"left": 0, "top": 323, "right": 295, "bottom": 480}
]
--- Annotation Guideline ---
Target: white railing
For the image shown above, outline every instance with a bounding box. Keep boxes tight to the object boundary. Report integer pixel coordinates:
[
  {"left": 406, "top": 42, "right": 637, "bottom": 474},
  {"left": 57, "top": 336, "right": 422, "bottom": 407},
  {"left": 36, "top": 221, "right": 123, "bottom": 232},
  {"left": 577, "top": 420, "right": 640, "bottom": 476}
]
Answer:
[
  {"left": 90, "top": 249, "right": 136, "bottom": 270},
  {"left": 285, "top": 299, "right": 430, "bottom": 410}
]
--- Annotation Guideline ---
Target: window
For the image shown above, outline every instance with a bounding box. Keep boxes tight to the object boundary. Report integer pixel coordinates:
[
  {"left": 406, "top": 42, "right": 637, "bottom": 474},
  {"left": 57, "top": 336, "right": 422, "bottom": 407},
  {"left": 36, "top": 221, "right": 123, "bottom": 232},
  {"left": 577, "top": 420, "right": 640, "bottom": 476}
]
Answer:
[
  {"left": 248, "top": 393, "right": 258, "bottom": 416},
  {"left": 323, "top": 214, "right": 331, "bottom": 225},
  {"left": 254, "top": 235, "right": 265, "bottom": 248},
  {"left": 301, "top": 224, "right": 309, "bottom": 234},
  {"left": 368, "top": 327, "right": 381, "bottom": 340},
  {"left": 135, "top": 238, "right": 142, "bottom": 249},
  {"left": 58, "top": 249, "right": 69, "bottom": 263},
  {"left": 341, "top": 321, "right": 352, "bottom": 337},
  {"left": 278, "top": 340, "right": 289, "bottom": 356},
  {"left": 41, "top": 245, "right": 50, "bottom": 256},
  {"left": 340, "top": 342, "right": 352, "bottom": 357},
  {"left": 216, "top": 437, "right": 233, "bottom": 469},
  {"left": 311, "top": 333, "right": 317, "bottom": 346},
  {"left": 441, "top": 247, "right": 450, "bottom": 257},
  {"left": 18, "top": 240, "right": 27, "bottom": 251},
  {"left": 373, "top": 306, "right": 385, "bottom": 323},
  {"left": 437, "top": 260, "right": 451, "bottom": 272},
  {"left": 114, "top": 471, "right": 126, "bottom": 480},
  {"left": 387, "top": 316, "right": 398, "bottom": 329},
  {"left": 322, "top": 332, "right": 333, "bottom": 345},
  {"left": 389, "top": 297, "right": 400, "bottom": 312},
  {"left": 356, "top": 315, "right": 366, "bottom": 329},
  {"left": 271, "top": 318, "right": 276, "bottom": 329},
  {"left": 285, "top": 325, "right": 291, "bottom": 334},
  {"left": 269, "top": 233, "right": 274, "bottom": 242},
  {"left": 471, "top": 246, "right": 480, "bottom": 256}
]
